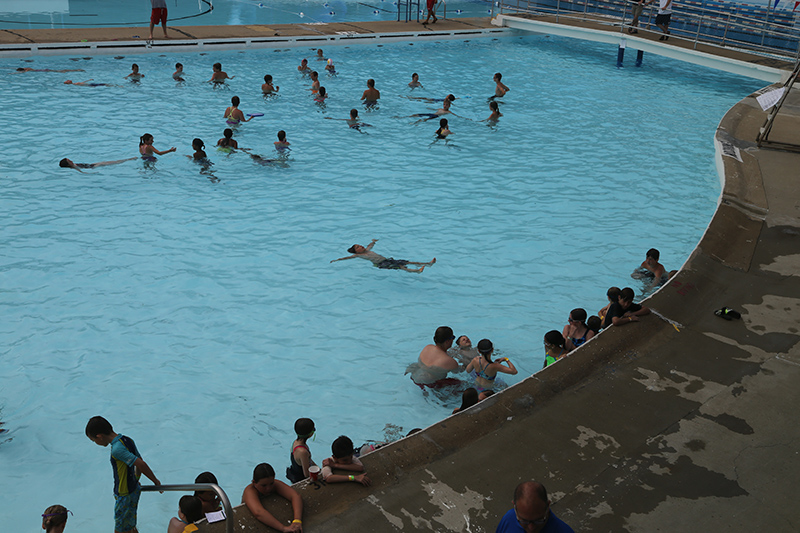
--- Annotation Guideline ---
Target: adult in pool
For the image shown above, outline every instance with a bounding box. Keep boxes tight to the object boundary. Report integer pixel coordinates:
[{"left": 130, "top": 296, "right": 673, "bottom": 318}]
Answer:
[
  {"left": 330, "top": 239, "right": 436, "bottom": 273},
  {"left": 406, "top": 326, "right": 461, "bottom": 386},
  {"left": 139, "top": 133, "right": 176, "bottom": 161},
  {"left": 408, "top": 72, "right": 423, "bottom": 89},
  {"left": 224, "top": 96, "right": 252, "bottom": 125},
  {"left": 59, "top": 157, "right": 136, "bottom": 172}
]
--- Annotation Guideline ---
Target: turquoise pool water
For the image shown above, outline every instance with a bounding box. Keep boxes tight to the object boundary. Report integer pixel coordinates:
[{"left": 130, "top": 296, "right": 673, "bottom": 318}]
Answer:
[
  {"left": 0, "top": 34, "right": 762, "bottom": 531},
  {"left": 0, "top": 0, "right": 492, "bottom": 28}
]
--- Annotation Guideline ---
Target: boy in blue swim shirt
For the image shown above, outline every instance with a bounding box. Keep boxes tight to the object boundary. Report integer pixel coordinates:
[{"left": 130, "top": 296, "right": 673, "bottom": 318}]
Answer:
[{"left": 86, "top": 416, "right": 161, "bottom": 533}]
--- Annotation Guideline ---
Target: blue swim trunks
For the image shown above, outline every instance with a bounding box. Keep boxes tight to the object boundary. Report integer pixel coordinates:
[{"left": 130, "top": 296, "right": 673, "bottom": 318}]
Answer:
[{"left": 114, "top": 486, "right": 141, "bottom": 532}]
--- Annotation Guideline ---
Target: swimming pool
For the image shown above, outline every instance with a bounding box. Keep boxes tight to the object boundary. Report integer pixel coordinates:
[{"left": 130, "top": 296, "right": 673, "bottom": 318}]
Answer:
[
  {"left": 0, "top": 0, "right": 493, "bottom": 29},
  {"left": 0, "top": 34, "right": 763, "bottom": 531}
]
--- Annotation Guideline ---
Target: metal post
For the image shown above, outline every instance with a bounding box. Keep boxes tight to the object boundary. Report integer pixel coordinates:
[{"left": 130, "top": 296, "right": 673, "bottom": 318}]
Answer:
[
  {"left": 694, "top": 14, "right": 703, "bottom": 50},
  {"left": 635, "top": 49, "right": 644, "bottom": 66},
  {"left": 722, "top": 11, "right": 731, "bottom": 48},
  {"left": 141, "top": 484, "right": 234, "bottom": 533},
  {"left": 761, "top": 0, "right": 772, "bottom": 48},
  {"left": 617, "top": 42, "right": 626, "bottom": 67}
]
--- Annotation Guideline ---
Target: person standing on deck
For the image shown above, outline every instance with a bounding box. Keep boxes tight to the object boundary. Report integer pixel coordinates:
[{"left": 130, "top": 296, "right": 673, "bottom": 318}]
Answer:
[
  {"left": 656, "top": 0, "right": 672, "bottom": 40},
  {"left": 149, "top": 0, "right": 170, "bottom": 40}
]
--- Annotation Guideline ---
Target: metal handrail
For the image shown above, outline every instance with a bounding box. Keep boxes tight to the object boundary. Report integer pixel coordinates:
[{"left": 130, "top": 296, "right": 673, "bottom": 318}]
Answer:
[
  {"left": 756, "top": 61, "right": 800, "bottom": 151},
  {"left": 140, "top": 483, "right": 233, "bottom": 533},
  {"left": 493, "top": 0, "right": 800, "bottom": 60}
]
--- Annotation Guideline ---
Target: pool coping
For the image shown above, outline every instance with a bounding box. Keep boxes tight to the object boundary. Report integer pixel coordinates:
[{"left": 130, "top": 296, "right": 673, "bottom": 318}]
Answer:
[
  {"left": 194, "top": 18, "right": 800, "bottom": 533},
  {"left": 0, "top": 18, "right": 508, "bottom": 57}
]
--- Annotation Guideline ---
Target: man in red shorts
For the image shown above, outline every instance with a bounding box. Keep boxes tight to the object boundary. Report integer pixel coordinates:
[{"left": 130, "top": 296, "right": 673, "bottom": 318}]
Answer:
[
  {"left": 149, "top": 0, "right": 170, "bottom": 40},
  {"left": 422, "top": 0, "right": 438, "bottom": 24}
]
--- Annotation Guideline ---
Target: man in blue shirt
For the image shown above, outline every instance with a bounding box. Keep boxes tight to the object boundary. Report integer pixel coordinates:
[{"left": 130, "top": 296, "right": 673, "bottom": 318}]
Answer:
[{"left": 496, "top": 481, "right": 574, "bottom": 533}]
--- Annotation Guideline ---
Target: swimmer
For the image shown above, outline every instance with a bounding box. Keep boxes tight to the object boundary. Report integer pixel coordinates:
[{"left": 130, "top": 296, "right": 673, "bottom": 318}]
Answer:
[
  {"left": 408, "top": 72, "right": 423, "bottom": 89},
  {"left": 297, "top": 58, "right": 310, "bottom": 73},
  {"left": 189, "top": 138, "right": 208, "bottom": 161},
  {"left": 224, "top": 96, "right": 253, "bottom": 125},
  {"left": 405, "top": 93, "right": 455, "bottom": 104},
  {"left": 330, "top": 239, "right": 436, "bottom": 273},
  {"left": 124, "top": 63, "right": 144, "bottom": 81},
  {"left": 209, "top": 62, "right": 234, "bottom": 83},
  {"left": 314, "top": 86, "right": 327, "bottom": 104},
  {"left": 139, "top": 133, "right": 176, "bottom": 161},
  {"left": 465, "top": 339, "right": 517, "bottom": 392},
  {"left": 217, "top": 128, "right": 238, "bottom": 151},
  {"left": 483, "top": 101, "right": 502, "bottom": 122},
  {"left": 324, "top": 108, "right": 372, "bottom": 131},
  {"left": 15, "top": 67, "right": 85, "bottom": 73},
  {"left": 59, "top": 157, "right": 137, "bottom": 172},
  {"left": 325, "top": 58, "right": 336, "bottom": 75},
  {"left": 316, "top": 48, "right": 325, "bottom": 61},
  {"left": 435, "top": 118, "right": 451, "bottom": 139},
  {"left": 404, "top": 97, "right": 461, "bottom": 124},
  {"left": 261, "top": 74, "right": 279, "bottom": 94},
  {"left": 450, "top": 335, "right": 478, "bottom": 367},
  {"left": 173, "top": 62, "right": 184, "bottom": 81},
  {"left": 490, "top": 72, "right": 509, "bottom": 99},
  {"left": 309, "top": 71, "right": 320, "bottom": 94},
  {"left": 189, "top": 139, "right": 217, "bottom": 181},
  {"left": 361, "top": 78, "right": 380, "bottom": 107},
  {"left": 274, "top": 130, "right": 290, "bottom": 150},
  {"left": 63, "top": 79, "right": 117, "bottom": 87}
]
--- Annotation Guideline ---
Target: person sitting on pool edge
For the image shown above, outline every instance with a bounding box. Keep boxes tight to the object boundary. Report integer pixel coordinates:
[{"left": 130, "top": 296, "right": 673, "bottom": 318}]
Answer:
[
  {"left": 406, "top": 326, "right": 462, "bottom": 386},
  {"left": 321, "top": 435, "right": 371, "bottom": 486},
  {"left": 330, "top": 238, "right": 436, "bottom": 273},
  {"left": 601, "top": 287, "right": 650, "bottom": 329}
]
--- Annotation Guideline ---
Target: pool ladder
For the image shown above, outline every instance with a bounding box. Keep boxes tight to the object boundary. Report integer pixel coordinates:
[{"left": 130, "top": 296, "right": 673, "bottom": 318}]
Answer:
[
  {"left": 397, "top": 0, "right": 422, "bottom": 22},
  {"left": 141, "top": 483, "right": 234, "bottom": 533}
]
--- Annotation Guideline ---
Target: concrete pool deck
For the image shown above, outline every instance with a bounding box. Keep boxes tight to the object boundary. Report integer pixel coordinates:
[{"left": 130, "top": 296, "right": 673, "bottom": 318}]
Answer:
[{"left": 5, "top": 15, "right": 799, "bottom": 532}]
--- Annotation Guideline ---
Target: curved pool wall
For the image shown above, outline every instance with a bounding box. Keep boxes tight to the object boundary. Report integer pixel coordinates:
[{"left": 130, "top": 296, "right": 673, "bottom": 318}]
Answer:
[{"left": 1, "top": 18, "right": 794, "bottom": 533}]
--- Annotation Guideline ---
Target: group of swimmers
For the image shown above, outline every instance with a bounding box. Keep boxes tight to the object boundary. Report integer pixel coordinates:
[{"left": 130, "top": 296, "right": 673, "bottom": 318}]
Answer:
[
  {"left": 405, "top": 248, "right": 671, "bottom": 403},
  {"left": 53, "top": 48, "right": 512, "bottom": 174}
]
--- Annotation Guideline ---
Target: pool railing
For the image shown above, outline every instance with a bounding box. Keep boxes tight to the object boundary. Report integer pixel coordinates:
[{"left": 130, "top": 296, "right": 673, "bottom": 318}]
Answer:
[
  {"left": 492, "top": 0, "right": 800, "bottom": 60},
  {"left": 140, "top": 483, "right": 233, "bottom": 533}
]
